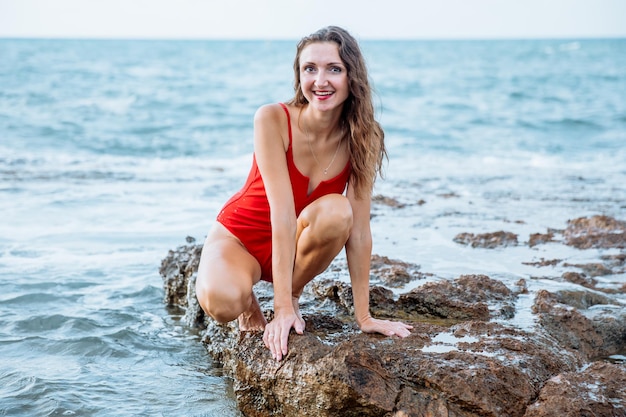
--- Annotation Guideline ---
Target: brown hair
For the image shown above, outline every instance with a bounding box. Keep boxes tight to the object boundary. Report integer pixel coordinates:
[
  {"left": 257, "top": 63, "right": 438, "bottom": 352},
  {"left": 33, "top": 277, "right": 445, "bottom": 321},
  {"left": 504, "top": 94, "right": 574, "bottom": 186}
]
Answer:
[{"left": 287, "top": 26, "right": 386, "bottom": 199}]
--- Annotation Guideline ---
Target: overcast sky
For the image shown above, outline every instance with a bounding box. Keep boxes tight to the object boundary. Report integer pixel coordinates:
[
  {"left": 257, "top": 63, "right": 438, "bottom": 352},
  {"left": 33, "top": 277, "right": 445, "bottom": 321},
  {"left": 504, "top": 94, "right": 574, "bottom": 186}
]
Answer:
[{"left": 1, "top": 0, "right": 625, "bottom": 40}]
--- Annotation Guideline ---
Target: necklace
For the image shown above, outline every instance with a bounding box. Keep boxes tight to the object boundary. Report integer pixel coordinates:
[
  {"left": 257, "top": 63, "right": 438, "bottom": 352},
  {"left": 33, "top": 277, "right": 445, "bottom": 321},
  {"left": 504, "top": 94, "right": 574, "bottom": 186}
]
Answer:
[{"left": 303, "top": 123, "right": 343, "bottom": 175}]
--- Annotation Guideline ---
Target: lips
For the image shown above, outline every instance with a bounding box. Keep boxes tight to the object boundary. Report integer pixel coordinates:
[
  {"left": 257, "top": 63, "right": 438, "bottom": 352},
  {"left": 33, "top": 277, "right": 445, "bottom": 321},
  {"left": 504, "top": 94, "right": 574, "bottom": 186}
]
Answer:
[{"left": 314, "top": 91, "right": 334, "bottom": 99}]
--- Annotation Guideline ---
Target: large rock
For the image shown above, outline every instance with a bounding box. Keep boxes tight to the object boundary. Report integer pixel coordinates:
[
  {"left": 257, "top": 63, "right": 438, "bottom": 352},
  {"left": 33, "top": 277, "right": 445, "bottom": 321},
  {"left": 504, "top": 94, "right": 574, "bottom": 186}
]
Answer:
[
  {"left": 523, "top": 362, "right": 626, "bottom": 417},
  {"left": 160, "top": 217, "right": 626, "bottom": 417},
  {"left": 563, "top": 215, "right": 626, "bottom": 249}
]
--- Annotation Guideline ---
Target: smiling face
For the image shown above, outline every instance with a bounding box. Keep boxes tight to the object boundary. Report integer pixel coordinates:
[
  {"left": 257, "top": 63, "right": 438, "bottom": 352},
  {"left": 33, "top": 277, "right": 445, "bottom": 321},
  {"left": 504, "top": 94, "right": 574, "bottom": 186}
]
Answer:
[{"left": 298, "top": 42, "right": 350, "bottom": 112}]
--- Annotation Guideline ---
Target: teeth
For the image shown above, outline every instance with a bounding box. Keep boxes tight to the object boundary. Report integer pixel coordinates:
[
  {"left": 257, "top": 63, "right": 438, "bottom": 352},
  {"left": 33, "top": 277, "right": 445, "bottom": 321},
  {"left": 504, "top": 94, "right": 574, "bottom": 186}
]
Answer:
[{"left": 315, "top": 91, "right": 333, "bottom": 96}]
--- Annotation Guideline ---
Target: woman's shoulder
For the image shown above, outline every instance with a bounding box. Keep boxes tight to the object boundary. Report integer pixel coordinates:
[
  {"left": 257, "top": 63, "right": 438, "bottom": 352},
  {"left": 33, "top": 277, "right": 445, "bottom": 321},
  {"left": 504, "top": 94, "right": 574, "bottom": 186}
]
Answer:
[
  {"left": 253, "top": 103, "right": 293, "bottom": 150},
  {"left": 254, "top": 102, "right": 291, "bottom": 122}
]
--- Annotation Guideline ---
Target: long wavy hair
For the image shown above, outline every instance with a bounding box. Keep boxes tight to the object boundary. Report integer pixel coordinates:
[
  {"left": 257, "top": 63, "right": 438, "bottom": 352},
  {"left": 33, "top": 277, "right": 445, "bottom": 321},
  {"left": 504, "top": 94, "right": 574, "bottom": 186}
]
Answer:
[{"left": 287, "top": 26, "right": 386, "bottom": 199}]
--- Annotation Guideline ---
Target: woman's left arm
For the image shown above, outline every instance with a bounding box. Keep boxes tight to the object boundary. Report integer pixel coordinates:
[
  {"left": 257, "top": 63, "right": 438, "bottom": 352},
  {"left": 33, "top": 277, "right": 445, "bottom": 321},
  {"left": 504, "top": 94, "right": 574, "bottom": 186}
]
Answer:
[{"left": 345, "top": 184, "right": 413, "bottom": 337}]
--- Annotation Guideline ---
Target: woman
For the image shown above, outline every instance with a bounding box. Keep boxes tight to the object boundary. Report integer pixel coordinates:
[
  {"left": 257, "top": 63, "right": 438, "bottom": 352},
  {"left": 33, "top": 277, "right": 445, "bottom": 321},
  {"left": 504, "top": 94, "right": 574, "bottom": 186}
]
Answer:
[{"left": 196, "top": 26, "right": 412, "bottom": 361}]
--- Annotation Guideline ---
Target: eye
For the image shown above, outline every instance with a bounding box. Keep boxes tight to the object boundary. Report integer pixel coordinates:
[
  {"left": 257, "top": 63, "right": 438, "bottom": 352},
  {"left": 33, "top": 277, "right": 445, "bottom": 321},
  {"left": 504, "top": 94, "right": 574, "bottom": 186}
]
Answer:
[
  {"left": 303, "top": 65, "right": 316, "bottom": 73},
  {"left": 329, "top": 66, "right": 343, "bottom": 73}
]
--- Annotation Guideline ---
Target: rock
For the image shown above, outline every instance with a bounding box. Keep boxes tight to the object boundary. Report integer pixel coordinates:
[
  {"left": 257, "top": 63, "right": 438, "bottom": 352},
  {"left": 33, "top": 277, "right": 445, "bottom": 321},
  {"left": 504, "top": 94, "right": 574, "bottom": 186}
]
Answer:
[
  {"left": 532, "top": 289, "right": 626, "bottom": 361},
  {"left": 160, "top": 214, "right": 626, "bottom": 416},
  {"left": 563, "top": 262, "right": 614, "bottom": 277},
  {"left": 396, "top": 274, "right": 516, "bottom": 321},
  {"left": 563, "top": 215, "right": 626, "bottom": 249},
  {"left": 453, "top": 231, "right": 519, "bottom": 248},
  {"left": 522, "top": 258, "right": 561, "bottom": 267},
  {"left": 561, "top": 271, "right": 598, "bottom": 289},
  {"left": 369, "top": 254, "right": 427, "bottom": 287},
  {"left": 523, "top": 362, "right": 626, "bottom": 417},
  {"left": 372, "top": 194, "right": 406, "bottom": 208},
  {"left": 159, "top": 238, "right": 206, "bottom": 328},
  {"left": 203, "top": 317, "right": 582, "bottom": 417},
  {"left": 528, "top": 231, "right": 557, "bottom": 247}
]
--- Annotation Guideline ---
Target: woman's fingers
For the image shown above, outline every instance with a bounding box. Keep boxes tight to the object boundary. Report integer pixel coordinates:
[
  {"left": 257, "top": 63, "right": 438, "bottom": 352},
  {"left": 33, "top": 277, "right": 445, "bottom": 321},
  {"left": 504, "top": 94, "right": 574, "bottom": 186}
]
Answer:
[
  {"left": 263, "top": 318, "right": 295, "bottom": 361},
  {"left": 361, "top": 317, "right": 413, "bottom": 338}
]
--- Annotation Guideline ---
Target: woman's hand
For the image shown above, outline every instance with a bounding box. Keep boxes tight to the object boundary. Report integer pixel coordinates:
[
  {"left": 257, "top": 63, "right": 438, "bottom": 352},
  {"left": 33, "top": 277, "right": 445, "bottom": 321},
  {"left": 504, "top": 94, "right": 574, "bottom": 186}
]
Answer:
[
  {"left": 262, "top": 307, "right": 305, "bottom": 361},
  {"left": 358, "top": 315, "right": 413, "bottom": 338}
]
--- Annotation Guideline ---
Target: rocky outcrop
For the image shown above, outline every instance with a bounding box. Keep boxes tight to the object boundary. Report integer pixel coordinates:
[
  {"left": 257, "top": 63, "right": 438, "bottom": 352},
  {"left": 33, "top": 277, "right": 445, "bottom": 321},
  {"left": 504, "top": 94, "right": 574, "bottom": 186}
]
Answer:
[
  {"left": 453, "top": 231, "right": 519, "bottom": 248},
  {"left": 563, "top": 215, "right": 626, "bottom": 249},
  {"left": 160, "top": 215, "right": 626, "bottom": 417},
  {"left": 523, "top": 362, "right": 626, "bottom": 417}
]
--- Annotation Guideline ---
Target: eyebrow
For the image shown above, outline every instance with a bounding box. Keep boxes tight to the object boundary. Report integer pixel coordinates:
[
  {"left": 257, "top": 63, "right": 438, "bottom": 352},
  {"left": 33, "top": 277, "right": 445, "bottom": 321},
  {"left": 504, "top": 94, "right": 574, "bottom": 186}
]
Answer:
[{"left": 301, "top": 61, "right": 345, "bottom": 67}]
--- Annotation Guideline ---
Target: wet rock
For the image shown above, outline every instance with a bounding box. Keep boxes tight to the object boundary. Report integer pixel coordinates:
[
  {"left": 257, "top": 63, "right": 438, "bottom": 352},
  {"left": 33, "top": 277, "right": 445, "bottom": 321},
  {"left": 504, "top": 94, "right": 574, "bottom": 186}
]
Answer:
[
  {"left": 522, "top": 258, "right": 561, "bottom": 267},
  {"left": 602, "top": 253, "right": 626, "bottom": 267},
  {"left": 528, "top": 231, "right": 557, "bottom": 247},
  {"left": 372, "top": 194, "right": 406, "bottom": 208},
  {"left": 532, "top": 289, "right": 626, "bottom": 361},
  {"left": 561, "top": 271, "right": 598, "bottom": 289},
  {"left": 160, "top": 235, "right": 626, "bottom": 417},
  {"left": 396, "top": 274, "right": 516, "bottom": 321},
  {"left": 438, "top": 192, "right": 460, "bottom": 198},
  {"left": 453, "top": 231, "right": 519, "bottom": 248},
  {"left": 159, "top": 237, "right": 199, "bottom": 307},
  {"left": 203, "top": 318, "right": 581, "bottom": 417},
  {"left": 564, "top": 262, "right": 615, "bottom": 277},
  {"left": 307, "top": 274, "right": 517, "bottom": 323},
  {"left": 523, "top": 362, "right": 626, "bottom": 417},
  {"left": 563, "top": 215, "right": 626, "bottom": 249},
  {"left": 369, "top": 254, "right": 426, "bottom": 287},
  {"left": 515, "top": 278, "right": 529, "bottom": 294}
]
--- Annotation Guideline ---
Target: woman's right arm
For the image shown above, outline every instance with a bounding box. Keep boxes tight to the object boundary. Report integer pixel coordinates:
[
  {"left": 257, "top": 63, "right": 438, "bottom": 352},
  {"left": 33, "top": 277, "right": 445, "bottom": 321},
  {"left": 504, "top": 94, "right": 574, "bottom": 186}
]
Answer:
[{"left": 253, "top": 104, "right": 303, "bottom": 360}]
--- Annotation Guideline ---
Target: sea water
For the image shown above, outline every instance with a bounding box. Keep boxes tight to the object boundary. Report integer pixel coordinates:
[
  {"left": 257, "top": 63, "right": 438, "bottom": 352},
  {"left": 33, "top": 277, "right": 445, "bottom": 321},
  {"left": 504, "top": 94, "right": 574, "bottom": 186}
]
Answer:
[{"left": 0, "top": 38, "right": 625, "bottom": 416}]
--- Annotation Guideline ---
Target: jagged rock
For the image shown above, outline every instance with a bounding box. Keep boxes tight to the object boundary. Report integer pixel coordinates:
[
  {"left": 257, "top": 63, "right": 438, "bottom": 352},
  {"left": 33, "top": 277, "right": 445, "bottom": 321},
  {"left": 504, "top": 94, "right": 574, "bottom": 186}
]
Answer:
[
  {"left": 563, "top": 215, "right": 626, "bottom": 249},
  {"left": 202, "top": 317, "right": 581, "bottom": 417},
  {"left": 563, "top": 262, "right": 614, "bottom": 277},
  {"left": 396, "top": 274, "right": 516, "bottom": 321},
  {"left": 453, "top": 231, "right": 519, "bottom": 248},
  {"left": 160, "top": 223, "right": 626, "bottom": 416},
  {"left": 528, "top": 231, "right": 557, "bottom": 247},
  {"left": 561, "top": 271, "right": 598, "bottom": 289},
  {"left": 159, "top": 238, "right": 205, "bottom": 328},
  {"left": 369, "top": 254, "right": 427, "bottom": 288},
  {"left": 532, "top": 289, "right": 626, "bottom": 361},
  {"left": 523, "top": 362, "right": 626, "bottom": 417}
]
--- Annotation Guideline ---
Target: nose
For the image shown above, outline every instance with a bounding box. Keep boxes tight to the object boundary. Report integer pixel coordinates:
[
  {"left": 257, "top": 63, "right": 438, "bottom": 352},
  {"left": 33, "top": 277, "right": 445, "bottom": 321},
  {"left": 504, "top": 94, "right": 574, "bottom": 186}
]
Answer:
[{"left": 315, "top": 71, "right": 328, "bottom": 87}]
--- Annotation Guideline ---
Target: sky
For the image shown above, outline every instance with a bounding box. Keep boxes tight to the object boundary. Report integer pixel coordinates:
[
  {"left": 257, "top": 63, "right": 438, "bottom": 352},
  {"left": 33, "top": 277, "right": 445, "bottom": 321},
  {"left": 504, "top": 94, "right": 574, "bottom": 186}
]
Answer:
[{"left": 1, "top": 0, "right": 625, "bottom": 40}]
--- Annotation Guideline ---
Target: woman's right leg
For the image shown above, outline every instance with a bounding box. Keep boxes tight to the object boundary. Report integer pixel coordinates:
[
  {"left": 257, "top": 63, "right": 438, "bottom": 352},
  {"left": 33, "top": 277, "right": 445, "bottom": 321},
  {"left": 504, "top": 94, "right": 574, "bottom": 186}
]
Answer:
[{"left": 195, "top": 222, "right": 266, "bottom": 331}]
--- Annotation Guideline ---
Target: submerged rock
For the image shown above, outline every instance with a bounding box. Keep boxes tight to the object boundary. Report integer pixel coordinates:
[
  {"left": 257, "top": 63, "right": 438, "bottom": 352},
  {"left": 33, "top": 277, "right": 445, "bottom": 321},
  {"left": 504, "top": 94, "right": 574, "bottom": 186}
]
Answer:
[
  {"left": 453, "top": 231, "right": 519, "bottom": 248},
  {"left": 563, "top": 215, "right": 626, "bottom": 249},
  {"left": 528, "top": 230, "right": 557, "bottom": 247},
  {"left": 160, "top": 228, "right": 626, "bottom": 417}
]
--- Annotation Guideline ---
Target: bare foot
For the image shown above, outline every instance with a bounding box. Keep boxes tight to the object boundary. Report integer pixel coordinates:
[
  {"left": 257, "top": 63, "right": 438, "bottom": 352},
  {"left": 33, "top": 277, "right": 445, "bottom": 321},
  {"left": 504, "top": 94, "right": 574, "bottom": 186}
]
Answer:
[{"left": 237, "top": 293, "right": 267, "bottom": 332}]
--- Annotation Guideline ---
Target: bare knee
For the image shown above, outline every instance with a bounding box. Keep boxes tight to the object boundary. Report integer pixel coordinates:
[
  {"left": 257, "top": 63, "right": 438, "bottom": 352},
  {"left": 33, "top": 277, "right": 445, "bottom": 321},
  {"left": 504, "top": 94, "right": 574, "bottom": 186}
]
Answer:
[
  {"left": 195, "top": 229, "right": 260, "bottom": 324},
  {"left": 309, "top": 194, "right": 353, "bottom": 240},
  {"left": 196, "top": 278, "right": 249, "bottom": 324}
]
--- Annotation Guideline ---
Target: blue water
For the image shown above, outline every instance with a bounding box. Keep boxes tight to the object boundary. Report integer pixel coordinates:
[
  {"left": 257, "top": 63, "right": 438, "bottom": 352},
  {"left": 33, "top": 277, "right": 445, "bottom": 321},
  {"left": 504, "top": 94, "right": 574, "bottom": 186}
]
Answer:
[{"left": 1, "top": 38, "right": 625, "bottom": 416}]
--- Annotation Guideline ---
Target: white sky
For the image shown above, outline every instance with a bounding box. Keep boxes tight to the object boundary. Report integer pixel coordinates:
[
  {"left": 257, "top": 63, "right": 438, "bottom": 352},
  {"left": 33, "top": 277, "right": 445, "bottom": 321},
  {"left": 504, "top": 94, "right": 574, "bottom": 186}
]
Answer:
[{"left": 1, "top": 0, "right": 625, "bottom": 40}]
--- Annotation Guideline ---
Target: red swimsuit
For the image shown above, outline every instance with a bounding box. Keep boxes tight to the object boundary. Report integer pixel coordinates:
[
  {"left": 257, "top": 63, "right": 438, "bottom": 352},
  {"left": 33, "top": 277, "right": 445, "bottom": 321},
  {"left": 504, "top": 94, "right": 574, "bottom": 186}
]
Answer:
[{"left": 216, "top": 103, "right": 351, "bottom": 282}]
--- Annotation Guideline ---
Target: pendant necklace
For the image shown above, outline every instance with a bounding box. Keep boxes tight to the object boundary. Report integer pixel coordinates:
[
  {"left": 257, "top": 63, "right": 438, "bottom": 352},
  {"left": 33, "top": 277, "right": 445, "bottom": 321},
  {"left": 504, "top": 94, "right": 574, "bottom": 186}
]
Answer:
[{"left": 304, "top": 123, "right": 343, "bottom": 175}]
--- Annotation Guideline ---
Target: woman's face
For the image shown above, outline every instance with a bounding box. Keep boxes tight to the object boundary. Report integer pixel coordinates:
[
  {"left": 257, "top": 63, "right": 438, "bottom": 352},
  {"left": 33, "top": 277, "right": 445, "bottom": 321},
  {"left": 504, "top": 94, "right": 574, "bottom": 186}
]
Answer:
[{"left": 298, "top": 41, "right": 350, "bottom": 112}]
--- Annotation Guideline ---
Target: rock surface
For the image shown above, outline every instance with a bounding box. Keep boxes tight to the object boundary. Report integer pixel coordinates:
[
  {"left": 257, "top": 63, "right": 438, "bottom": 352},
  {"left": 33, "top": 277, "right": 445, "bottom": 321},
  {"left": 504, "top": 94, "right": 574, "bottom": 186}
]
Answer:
[{"left": 160, "top": 215, "right": 626, "bottom": 417}]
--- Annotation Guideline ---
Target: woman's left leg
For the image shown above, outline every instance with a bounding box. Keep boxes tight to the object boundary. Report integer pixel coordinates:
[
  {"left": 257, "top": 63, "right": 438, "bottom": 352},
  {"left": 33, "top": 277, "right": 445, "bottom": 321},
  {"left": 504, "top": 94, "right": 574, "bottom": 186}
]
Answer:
[{"left": 292, "top": 193, "right": 353, "bottom": 299}]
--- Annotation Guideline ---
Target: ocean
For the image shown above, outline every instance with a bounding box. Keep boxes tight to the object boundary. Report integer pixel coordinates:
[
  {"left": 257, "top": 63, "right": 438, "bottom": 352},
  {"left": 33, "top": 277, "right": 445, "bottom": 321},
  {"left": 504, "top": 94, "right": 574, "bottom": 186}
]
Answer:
[{"left": 1, "top": 38, "right": 625, "bottom": 416}]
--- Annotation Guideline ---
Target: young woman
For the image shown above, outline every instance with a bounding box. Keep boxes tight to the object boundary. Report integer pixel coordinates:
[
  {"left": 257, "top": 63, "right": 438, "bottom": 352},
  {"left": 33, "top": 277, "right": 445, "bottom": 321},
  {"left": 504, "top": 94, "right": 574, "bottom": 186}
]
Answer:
[{"left": 196, "top": 26, "right": 412, "bottom": 361}]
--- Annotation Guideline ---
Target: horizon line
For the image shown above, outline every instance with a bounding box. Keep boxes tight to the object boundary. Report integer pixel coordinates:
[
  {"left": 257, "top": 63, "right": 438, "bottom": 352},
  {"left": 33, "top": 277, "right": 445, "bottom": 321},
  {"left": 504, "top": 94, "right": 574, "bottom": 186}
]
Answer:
[{"left": 2, "top": 34, "right": 625, "bottom": 42}]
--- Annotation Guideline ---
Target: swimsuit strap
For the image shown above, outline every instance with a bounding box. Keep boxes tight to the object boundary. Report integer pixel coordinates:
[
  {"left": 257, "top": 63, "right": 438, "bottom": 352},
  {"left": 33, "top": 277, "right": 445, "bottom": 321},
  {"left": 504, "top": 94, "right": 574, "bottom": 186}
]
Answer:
[{"left": 278, "top": 103, "right": 293, "bottom": 147}]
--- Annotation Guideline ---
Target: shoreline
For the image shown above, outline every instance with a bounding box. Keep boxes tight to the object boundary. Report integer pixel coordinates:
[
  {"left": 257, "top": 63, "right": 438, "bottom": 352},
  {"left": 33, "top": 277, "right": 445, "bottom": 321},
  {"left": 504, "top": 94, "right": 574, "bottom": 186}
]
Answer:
[{"left": 160, "top": 213, "right": 625, "bottom": 416}]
